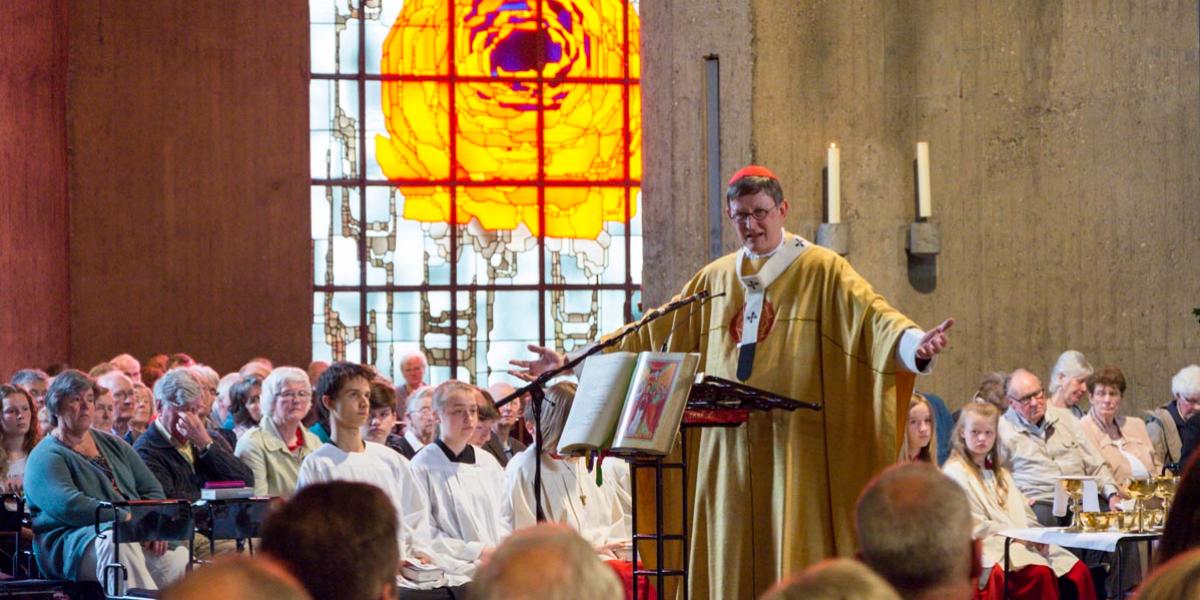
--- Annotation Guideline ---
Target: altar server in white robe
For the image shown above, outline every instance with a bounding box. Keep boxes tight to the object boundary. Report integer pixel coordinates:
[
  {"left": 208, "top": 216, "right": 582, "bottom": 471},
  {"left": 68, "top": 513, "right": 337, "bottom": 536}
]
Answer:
[
  {"left": 296, "top": 361, "right": 470, "bottom": 593},
  {"left": 505, "top": 382, "right": 629, "bottom": 556},
  {"left": 942, "top": 402, "right": 1096, "bottom": 600},
  {"left": 409, "top": 381, "right": 511, "bottom": 578}
]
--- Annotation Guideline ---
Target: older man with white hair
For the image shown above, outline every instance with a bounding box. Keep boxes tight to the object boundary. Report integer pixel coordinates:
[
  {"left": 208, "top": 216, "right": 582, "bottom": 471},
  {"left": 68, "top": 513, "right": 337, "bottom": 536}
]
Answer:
[
  {"left": 1146, "top": 365, "right": 1200, "bottom": 472},
  {"left": 133, "top": 369, "right": 254, "bottom": 500},
  {"left": 399, "top": 386, "right": 437, "bottom": 459},
  {"left": 97, "top": 371, "right": 141, "bottom": 444},
  {"left": 110, "top": 353, "right": 143, "bottom": 386},
  {"left": 396, "top": 351, "right": 429, "bottom": 401},
  {"left": 1047, "top": 350, "right": 1093, "bottom": 419},
  {"left": 186, "top": 365, "right": 237, "bottom": 450}
]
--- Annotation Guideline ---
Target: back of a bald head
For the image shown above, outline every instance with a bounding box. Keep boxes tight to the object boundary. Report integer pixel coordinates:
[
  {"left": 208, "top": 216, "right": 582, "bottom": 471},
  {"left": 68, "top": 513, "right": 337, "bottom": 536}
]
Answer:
[
  {"left": 161, "top": 556, "right": 311, "bottom": 600},
  {"left": 855, "top": 463, "right": 973, "bottom": 599},
  {"left": 470, "top": 524, "right": 623, "bottom": 600},
  {"left": 761, "top": 558, "right": 901, "bottom": 600}
]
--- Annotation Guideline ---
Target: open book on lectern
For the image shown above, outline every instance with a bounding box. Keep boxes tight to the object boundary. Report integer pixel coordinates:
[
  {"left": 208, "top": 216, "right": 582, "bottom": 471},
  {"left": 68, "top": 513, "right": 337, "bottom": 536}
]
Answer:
[{"left": 557, "top": 351, "right": 701, "bottom": 456}]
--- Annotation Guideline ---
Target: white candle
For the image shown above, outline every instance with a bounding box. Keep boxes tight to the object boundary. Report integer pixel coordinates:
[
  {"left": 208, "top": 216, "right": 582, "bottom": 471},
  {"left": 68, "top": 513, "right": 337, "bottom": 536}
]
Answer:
[
  {"left": 826, "top": 143, "right": 841, "bottom": 224},
  {"left": 916, "top": 141, "right": 932, "bottom": 219}
]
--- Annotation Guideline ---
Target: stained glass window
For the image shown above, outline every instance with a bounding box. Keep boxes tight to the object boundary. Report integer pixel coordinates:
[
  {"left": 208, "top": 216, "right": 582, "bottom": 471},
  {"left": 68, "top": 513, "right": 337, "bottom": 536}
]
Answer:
[{"left": 311, "top": 0, "right": 642, "bottom": 386}]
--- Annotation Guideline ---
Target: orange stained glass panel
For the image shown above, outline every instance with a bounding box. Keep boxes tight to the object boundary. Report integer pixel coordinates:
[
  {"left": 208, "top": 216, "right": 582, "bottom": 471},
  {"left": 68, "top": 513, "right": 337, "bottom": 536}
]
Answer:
[{"left": 376, "top": 0, "right": 641, "bottom": 240}]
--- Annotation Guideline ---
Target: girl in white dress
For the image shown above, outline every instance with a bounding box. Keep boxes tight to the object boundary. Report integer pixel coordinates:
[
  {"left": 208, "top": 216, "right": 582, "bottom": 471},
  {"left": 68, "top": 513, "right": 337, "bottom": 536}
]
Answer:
[
  {"left": 942, "top": 402, "right": 1096, "bottom": 600},
  {"left": 504, "top": 382, "right": 627, "bottom": 553}
]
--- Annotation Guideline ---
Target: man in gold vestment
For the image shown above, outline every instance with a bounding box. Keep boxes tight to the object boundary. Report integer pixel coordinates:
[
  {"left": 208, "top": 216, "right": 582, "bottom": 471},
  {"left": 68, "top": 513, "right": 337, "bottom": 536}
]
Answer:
[{"left": 514, "top": 166, "right": 953, "bottom": 600}]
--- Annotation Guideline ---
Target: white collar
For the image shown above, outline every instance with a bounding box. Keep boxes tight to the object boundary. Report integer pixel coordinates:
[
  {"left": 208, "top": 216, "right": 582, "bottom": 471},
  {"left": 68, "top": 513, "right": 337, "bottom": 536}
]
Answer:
[{"left": 404, "top": 429, "right": 427, "bottom": 450}]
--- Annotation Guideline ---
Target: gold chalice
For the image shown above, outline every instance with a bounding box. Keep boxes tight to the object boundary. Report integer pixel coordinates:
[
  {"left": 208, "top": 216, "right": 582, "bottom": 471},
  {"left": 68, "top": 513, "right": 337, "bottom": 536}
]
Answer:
[
  {"left": 1126, "top": 477, "right": 1157, "bottom": 533},
  {"left": 1061, "top": 478, "right": 1086, "bottom": 532},
  {"left": 1154, "top": 475, "right": 1179, "bottom": 518},
  {"left": 1114, "top": 510, "right": 1136, "bottom": 532},
  {"left": 1147, "top": 508, "right": 1166, "bottom": 528}
]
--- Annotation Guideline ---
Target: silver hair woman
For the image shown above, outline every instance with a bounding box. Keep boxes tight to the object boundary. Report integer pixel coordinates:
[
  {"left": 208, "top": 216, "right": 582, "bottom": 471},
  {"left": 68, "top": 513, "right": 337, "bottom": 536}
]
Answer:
[
  {"left": 22, "top": 370, "right": 189, "bottom": 589},
  {"left": 1048, "top": 350, "right": 1093, "bottom": 418},
  {"left": 233, "top": 367, "right": 321, "bottom": 497}
]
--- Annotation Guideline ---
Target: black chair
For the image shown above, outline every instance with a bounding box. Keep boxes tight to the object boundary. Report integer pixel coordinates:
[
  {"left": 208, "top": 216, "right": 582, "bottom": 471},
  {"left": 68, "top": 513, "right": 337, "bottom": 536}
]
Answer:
[
  {"left": 194, "top": 497, "right": 275, "bottom": 557},
  {"left": 0, "top": 493, "right": 25, "bottom": 578},
  {"left": 93, "top": 499, "right": 194, "bottom": 599},
  {"left": 0, "top": 492, "right": 93, "bottom": 598}
]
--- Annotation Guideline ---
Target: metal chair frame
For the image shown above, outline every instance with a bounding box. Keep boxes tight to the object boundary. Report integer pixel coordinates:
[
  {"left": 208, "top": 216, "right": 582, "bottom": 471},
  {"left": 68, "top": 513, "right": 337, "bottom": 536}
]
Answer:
[{"left": 93, "top": 499, "right": 194, "bottom": 599}]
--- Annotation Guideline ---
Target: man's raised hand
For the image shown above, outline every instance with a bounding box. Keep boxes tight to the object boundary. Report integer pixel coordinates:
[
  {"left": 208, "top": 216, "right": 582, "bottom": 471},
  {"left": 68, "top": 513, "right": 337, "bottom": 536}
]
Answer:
[
  {"left": 916, "top": 318, "right": 955, "bottom": 361},
  {"left": 508, "top": 344, "right": 565, "bottom": 382}
]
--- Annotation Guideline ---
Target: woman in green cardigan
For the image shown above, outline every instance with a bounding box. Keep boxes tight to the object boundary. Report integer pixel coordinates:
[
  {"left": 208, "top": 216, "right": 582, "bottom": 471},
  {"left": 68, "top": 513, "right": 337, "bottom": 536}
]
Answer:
[{"left": 24, "top": 369, "right": 189, "bottom": 590}]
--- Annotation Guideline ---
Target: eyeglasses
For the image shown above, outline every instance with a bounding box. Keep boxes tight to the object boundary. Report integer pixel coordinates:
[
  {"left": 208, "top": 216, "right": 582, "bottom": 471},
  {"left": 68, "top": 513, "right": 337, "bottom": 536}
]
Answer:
[
  {"left": 728, "top": 205, "right": 779, "bottom": 224},
  {"left": 1008, "top": 388, "right": 1045, "bottom": 405},
  {"left": 277, "top": 390, "right": 312, "bottom": 402}
]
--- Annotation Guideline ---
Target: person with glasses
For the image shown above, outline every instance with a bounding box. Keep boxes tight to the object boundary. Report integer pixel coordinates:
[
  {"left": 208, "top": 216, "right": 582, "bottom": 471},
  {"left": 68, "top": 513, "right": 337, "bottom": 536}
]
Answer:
[
  {"left": 24, "top": 370, "right": 189, "bottom": 589},
  {"left": 1145, "top": 365, "right": 1200, "bottom": 474},
  {"left": 9, "top": 368, "right": 50, "bottom": 412},
  {"left": 998, "top": 369, "right": 1123, "bottom": 524},
  {"left": 400, "top": 387, "right": 438, "bottom": 459},
  {"left": 998, "top": 369, "right": 1143, "bottom": 597},
  {"left": 234, "top": 367, "right": 321, "bottom": 497},
  {"left": 97, "top": 370, "right": 141, "bottom": 444},
  {"left": 133, "top": 369, "right": 253, "bottom": 501},
  {"left": 511, "top": 165, "right": 956, "bottom": 599}
]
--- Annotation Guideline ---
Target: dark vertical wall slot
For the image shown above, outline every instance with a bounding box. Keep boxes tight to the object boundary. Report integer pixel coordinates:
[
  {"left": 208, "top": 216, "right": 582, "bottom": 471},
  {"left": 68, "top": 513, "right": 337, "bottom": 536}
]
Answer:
[{"left": 704, "top": 55, "right": 723, "bottom": 261}]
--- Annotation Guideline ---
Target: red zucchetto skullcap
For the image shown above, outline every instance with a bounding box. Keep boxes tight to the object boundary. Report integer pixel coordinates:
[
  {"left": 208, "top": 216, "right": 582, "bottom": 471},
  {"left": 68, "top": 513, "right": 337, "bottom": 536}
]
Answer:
[{"left": 728, "top": 165, "right": 778, "bottom": 186}]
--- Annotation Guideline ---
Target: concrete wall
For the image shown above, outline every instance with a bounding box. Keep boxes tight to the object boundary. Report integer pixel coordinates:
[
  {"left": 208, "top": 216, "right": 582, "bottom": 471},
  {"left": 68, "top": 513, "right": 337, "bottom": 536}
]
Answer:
[
  {"left": 0, "top": 2, "right": 70, "bottom": 379},
  {"left": 65, "top": 1, "right": 312, "bottom": 374},
  {"left": 641, "top": 1, "right": 1200, "bottom": 411}
]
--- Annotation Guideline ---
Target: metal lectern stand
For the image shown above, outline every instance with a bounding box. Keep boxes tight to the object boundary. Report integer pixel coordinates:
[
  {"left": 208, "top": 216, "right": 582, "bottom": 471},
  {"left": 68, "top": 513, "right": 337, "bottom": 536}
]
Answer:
[{"left": 610, "top": 376, "right": 820, "bottom": 600}]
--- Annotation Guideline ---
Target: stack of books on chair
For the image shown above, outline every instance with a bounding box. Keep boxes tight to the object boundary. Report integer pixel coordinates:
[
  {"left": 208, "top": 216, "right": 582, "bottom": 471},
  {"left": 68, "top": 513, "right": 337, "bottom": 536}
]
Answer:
[{"left": 200, "top": 481, "right": 254, "bottom": 500}]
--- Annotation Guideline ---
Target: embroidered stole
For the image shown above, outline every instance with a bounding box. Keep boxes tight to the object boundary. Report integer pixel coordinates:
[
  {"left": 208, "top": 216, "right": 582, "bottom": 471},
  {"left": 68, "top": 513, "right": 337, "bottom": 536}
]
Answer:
[{"left": 734, "top": 233, "right": 808, "bottom": 380}]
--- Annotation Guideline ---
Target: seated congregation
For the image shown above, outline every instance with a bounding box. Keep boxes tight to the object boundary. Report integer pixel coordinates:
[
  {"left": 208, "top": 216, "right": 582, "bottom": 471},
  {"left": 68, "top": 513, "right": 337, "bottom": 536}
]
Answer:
[{"left": 2, "top": 349, "right": 1200, "bottom": 599}]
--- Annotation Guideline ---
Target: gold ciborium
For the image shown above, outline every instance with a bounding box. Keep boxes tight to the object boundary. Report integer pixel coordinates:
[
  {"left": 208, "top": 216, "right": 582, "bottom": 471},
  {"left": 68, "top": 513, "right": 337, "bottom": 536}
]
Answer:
[
  {"left": 1126, "top": 477, "right": 1157, "bottom": 533},
  {"left": 1079, "top": 511, "right": 1113, "bottom": 532},
  {"left": 1061, "top": 478, "right": 1086, "bottom": 532}
]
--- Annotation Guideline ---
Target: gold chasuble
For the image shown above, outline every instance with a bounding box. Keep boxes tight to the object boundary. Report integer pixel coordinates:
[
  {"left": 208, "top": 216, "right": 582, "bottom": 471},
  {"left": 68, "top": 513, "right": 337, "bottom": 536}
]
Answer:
[{"left": 604, "top": 235, "right": 918, "bottom": 600}]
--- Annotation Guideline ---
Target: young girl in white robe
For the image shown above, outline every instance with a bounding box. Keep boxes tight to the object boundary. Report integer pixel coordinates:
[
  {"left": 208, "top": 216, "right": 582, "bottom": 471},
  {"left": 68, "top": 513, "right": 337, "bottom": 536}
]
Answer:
[
  {"left": 504, "top": 382, "right": 629, "bottom": 554},
  {"left": 505, "top": 382, "right": 647, "bottom": 596},
  {"left": 409, "top": 380, "right": 511, "bottom": 579},
  {"left": 941, "top": 402, "right": 1096, "bottom": 600}
]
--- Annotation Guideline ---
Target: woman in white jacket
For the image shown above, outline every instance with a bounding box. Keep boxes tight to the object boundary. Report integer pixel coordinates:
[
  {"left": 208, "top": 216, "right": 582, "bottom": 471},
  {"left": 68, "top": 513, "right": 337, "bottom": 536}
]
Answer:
[{"left": 942, "top": 402, "right": 1096, "bottom": 600}]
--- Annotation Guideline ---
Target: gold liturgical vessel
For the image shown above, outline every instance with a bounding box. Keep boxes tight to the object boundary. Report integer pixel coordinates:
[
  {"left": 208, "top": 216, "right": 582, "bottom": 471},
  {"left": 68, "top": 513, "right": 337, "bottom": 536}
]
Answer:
[{"left": 1125, "top": 477, "right": 1158, "bottom": 533}]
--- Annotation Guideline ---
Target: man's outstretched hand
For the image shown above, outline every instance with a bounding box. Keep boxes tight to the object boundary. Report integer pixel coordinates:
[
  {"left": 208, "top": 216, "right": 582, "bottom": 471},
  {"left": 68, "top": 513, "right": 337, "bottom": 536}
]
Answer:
[
  {"left": 509, "top": 344, "right": 565, "bottom": 382},
  {"left": 916, "top": 318, "right": 954, "bottom": 361}
]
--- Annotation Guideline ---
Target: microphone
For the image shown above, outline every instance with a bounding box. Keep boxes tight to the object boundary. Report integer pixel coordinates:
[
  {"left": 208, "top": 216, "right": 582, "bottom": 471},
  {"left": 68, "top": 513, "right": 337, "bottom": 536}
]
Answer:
[
  {"left": 641, "top": 289, "right": 714, "bottom": 323},
  {"left": 645, "top": 290, "right": 725, "bottom": 353}
]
